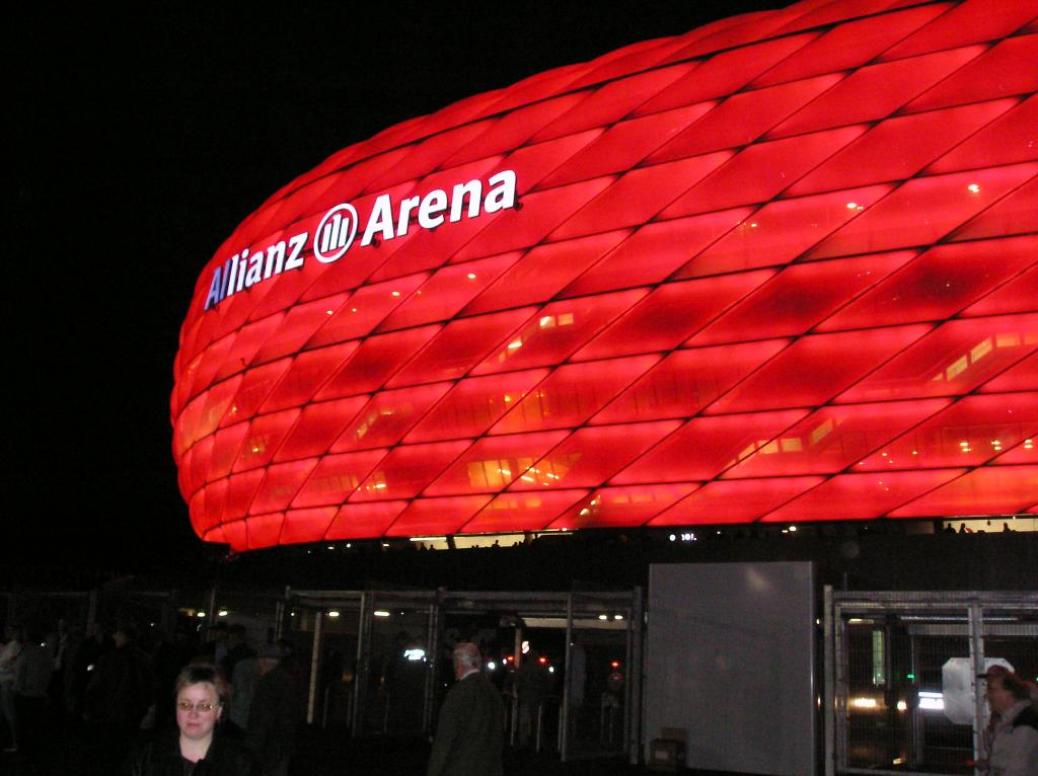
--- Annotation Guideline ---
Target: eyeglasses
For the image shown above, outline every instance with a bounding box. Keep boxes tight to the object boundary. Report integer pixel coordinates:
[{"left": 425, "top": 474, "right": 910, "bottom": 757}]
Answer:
[{"left": 177, "top": 700, "right": 219, "bottom": 713}]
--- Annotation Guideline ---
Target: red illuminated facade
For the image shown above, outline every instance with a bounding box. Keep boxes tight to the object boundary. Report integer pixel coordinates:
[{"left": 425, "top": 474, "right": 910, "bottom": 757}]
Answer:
[{"left": 172, "top": 0, "right": 1038, "bottom": 551}]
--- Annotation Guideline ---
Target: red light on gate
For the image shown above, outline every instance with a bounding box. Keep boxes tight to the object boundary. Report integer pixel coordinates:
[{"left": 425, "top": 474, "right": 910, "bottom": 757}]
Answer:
[
  {"left": 610, "top": 660, "right": 621, "bottom": 670},
  {"left": 538, "top": 656, "right": 549, "bottom": 666}
]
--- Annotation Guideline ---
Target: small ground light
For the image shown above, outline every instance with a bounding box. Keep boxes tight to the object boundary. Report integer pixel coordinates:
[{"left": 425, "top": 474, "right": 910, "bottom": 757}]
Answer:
[
  {"left": 328, "top": 610, "right": 340, "bottom": 618},
  {"left": 196, "top": 612, "right": 206, "bottom": 619},
  {"left": 598, "top": 614, "right": 608, "bottom": 621},
  {"left": 548, "top": 666, "right": 555, "bottom": 674},
  {"left": 486, "top": 661, "right": 496, "bottom": 671},
  {"left": 218, "top": 610, "right": 229, "bottom": 617},
  {"left": 374, "top": 610, "right": 391, "bottom": 618},
  {"left": 613, "top": 614, "right": 624, "bottom": 621},
  {"left": 788, "top": 525, "right": 797, "bottom": 532}
]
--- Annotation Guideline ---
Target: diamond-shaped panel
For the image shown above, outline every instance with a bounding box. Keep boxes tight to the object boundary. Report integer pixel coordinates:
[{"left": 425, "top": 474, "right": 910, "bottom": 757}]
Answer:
[{"left": 172, "top": 0, "right": 1038, "bottom": 550}]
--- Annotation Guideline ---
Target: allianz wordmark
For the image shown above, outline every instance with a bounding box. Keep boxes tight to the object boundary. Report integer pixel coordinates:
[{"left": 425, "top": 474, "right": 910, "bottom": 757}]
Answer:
[{"left": 204, "top": 170, "right": 518, "bottom": 311}]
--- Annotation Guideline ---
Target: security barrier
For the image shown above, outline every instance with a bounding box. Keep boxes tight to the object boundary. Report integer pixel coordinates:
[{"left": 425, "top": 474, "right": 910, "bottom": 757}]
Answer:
[{"left": 825, "top": 590, "right": 1038, "bottom": 776}]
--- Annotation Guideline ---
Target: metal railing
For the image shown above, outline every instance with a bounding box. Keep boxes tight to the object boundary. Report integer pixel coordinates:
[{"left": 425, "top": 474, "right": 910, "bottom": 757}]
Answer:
[{"left": 824, "top": 589, "right": 1037, "bottom": 776}]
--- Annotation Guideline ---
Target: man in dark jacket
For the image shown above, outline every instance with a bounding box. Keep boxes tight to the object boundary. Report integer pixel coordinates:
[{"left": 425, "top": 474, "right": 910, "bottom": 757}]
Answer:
[
  {"left": 85, "top": 625, "right": 155, "bottom": 770},
  {"left": 427, "top": 642, "right": 504, "bottom": 776},
  {"left": 245, "top": 645, "right": 299, "bottom": 776},
  {"left": 221, "top": 625, "right": 256, "bottom": 686}
]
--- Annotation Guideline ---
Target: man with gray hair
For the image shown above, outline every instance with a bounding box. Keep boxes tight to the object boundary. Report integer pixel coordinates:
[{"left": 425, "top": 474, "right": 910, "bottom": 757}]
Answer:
[{"left": 427, "top": 642, "right": 504, "bottom": 776}]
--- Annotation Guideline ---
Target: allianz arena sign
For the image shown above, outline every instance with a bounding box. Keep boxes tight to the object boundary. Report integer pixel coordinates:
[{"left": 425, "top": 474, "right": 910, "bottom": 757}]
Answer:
[
  {"left": 203, "top": 171, "right": 518, "bottom": 310},
  {"left": 172, "top": 0, "right": 1038, "bottom": 551}
]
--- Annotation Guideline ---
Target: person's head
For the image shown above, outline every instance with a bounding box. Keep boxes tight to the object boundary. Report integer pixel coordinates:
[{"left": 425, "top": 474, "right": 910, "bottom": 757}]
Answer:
[
  {"left": 227, "top": 624, "right": 247, "bottom": 647},
  {"left": 276, "top": 638, "right": 295, "bottom": 657},
  {"left": 452, "top": 642, "right": 481, "bottom": 680},
  {"left": 985, "top": 668, "right": 1031, "bottom": 715},
  {"left": 113, "top": 624, "right": 137, "bottom": 648},
  {"left": 257, "top": 643, "right": 282, "bottom": 676},
  {"left": 174, "top": 664, "right": 227, "bottom": 743},
  {"left": 207, "top": 623, "right": 228, "bottom": 644}
]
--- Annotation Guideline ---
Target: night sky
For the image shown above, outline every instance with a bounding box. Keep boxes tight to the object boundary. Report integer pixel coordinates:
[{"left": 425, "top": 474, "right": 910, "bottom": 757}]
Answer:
[{"left": 10, "top": 1, "right": 781, "bottom": 570}]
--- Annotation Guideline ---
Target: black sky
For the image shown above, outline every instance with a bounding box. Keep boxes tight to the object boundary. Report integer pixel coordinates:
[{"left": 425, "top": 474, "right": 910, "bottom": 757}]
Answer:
[{"left": 9, "top": 1, "right": 782, "bottom": 570}]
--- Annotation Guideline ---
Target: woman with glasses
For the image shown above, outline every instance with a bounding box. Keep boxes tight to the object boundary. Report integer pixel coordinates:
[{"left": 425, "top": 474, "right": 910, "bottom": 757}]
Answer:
[{"left": 124, "top": 664, "right": 258, "bottom": 775}]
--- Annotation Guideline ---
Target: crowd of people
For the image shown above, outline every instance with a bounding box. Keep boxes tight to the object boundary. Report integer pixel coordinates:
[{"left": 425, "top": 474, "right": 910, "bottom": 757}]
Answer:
[
  {"left": 3, "top": 617, "right": 1035, "bottom": 776},
  {"left": 0, "top": 618, "right": 303, "bottom": 775}
]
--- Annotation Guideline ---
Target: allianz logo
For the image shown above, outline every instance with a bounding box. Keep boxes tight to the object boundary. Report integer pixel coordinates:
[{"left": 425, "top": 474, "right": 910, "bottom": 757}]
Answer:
[{"left": 204, "top": 169, "right": 518, "bottom": 311}]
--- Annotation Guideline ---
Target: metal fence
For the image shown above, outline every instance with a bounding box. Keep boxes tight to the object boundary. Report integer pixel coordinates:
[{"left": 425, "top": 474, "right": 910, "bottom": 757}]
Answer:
[{"left": 824, "top": 590, "right": 1038, "bottom": 776}]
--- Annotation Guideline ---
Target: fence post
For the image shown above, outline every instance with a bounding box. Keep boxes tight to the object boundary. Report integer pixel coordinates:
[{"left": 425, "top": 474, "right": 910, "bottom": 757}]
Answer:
[
  {"left": 423, "top": 598, "right": 441, "bottom": 736},
  {"left": 510, "top": 623, "right": 523, "bottom": 746},
  {"left": 824, "top": 585, "right": 835, "bottom": 776},
  {"left": 307, "top": 609, "right": 323, "bottom": 725},
  {"left": 559, "top": 591, "right": 574, "bottom": 760},
  {"left": 834, "top": 598, "right": 849, "bottom": 773},
  {"left": 351, "top": 591, "right": 371, "bottom": 738},
  {"left": 968, "top": 602, "right": 985, "bottom": 774},
  {"left": 628, "top": 586, "right": 644, "bottom": 766}
]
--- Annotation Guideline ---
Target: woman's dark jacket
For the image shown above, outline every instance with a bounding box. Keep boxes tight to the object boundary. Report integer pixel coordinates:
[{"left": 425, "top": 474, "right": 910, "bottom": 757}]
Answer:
[{"left": 123, "top": 730, "right": 259, "bottom": 776}]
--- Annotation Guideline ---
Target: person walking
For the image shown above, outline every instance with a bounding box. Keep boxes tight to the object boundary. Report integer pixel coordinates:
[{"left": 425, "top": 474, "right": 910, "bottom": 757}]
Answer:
[
  {"left": 0, "top": 624, "right": 23, "bottom": 752},
  {"left": 427, "top": 642, "right": 504, "bottom": 776},
  {"left": 13, "top": 623, "right": 51, "bottom": 757},
  {"left": 85, "top": 624, "right": 155, "bottom": 770},
  {"left": 245, "top": 645, "right": 300, "bottom": 776}
]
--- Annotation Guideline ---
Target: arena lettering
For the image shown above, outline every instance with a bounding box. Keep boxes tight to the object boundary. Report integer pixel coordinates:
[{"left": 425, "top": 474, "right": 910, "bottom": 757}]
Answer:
[{"left": 204, "top": 169, "right": 517, "bottom": 311}]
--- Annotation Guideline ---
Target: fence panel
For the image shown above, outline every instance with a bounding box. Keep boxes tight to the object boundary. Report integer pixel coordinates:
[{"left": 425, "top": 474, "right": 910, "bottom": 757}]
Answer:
[{"left": 828, "top": 591, "right": 1037, "bottom": 776}]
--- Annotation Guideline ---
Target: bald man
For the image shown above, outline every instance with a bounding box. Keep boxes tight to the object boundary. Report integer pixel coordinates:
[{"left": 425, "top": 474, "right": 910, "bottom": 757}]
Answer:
[{"left": 427, "top": 642, "right": 504, "bottom": 776}]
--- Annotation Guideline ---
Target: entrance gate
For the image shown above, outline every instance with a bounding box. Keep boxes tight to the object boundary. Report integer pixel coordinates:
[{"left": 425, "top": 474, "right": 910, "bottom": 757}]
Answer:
[
  {"left": 824, "top": 590, "right": 1037, "bottom": 776},
  {"left": 284, "top": 588, "right": 643, "bottom": 763}
]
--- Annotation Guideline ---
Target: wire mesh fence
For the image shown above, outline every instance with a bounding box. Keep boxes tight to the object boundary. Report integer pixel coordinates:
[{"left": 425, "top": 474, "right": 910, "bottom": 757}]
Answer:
[{"left": 826, "top": 590, "right": 1038, "bottom": 776}]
